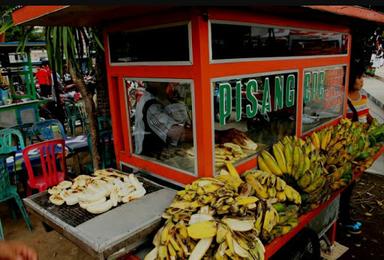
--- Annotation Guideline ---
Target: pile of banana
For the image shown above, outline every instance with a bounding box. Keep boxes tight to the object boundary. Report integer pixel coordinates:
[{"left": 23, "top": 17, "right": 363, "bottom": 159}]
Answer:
[
  {"left": 146, "top": 163, "right": 304, "bottom": 259},
  {"left": 328, "top": 163, "right": 353, "bottom": 191},
  {"left": 146, "top": 206, "right": 265, "bottom": 260},
  {"left": 243, "top": 170, "right": 301, "bottom": 205},
  {"left": 266, "top": 203, "right": 299, "bottom": 242},
  {"left": 256, "top": 136, "right": 329, "bottom": 206},
  {"left": 48, "top": 169, "right": 146, "bottom": 214},
  {"left": 149, "top": 166, "right": 267, "bottom": 259},
  {"left": 310, "top": 118, "right": 382, "bottom": 190},
  {"left": 215, "top": 143, "right": 249, "bottom": 168}
]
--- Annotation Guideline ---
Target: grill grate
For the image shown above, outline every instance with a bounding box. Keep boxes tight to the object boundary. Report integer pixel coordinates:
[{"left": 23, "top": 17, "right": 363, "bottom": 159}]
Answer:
[{"left": 32, "top": 176, "right": 163, "bottom": 227}]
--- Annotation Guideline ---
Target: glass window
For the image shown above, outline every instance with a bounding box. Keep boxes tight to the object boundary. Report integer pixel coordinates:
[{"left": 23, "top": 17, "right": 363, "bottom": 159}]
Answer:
[
  {"left": 213, "top": 71, "right": 297, "bottom": 170},
  {"left": 211, "top": 23, "right": 348, "bottom": 60},
  {"left": 125, "top": 78, "right": 195, "bottom": 174},
  {"left": 109, "top": 24, "right": 190, "bottom": 63},
  {"left": 302, "top": 66, "right": 346, "bottom": 133}
]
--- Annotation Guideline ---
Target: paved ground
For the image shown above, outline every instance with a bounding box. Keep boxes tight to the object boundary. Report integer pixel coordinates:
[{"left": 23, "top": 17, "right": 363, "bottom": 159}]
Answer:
[{"left": 364, "top": 66, "right": 384, "bottom": 176}]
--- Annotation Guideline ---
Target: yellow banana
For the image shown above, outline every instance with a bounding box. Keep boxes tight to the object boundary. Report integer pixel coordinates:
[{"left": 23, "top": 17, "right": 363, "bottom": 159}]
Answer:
[
  {"left": 158, "top": 245, "right": 169, "bottom": 260},
  {"left": 311, "top": 132, "right": 320, "bottom": 150},
  {"left": 160, "top": 221, "right": 173, "bottom": 245},
  {"left": 273, "top": 143, "right": 288, "bottom": 174},
  {"left": 261, "top": 150, "right": 283, "bottom": 176},
  {"left": 297, "top": 171, "right": 311, "bottom": 189},
  {"left": 267, "top": 187, "right": 277, "bottom": 198},
  {"left": 275, "top": 178, "right": 286, "bottom": 191},
  {"left": 284, "top": 143, "right": 293, "bottom": 175},
  {"left": 276, "top": 191, "right": 286, "bottom": 202},
  {"left": 245, "top": 174, "right": 269, "bottom": 199},
  {"left": 296, "top": 147, "right": 305, "bottom": 179},
  {"left": 284, "top": 186, "right": 302, "bottom": 204},
  {"left": 292, "top": 146, "right": 300, "bottom": 179},
  {"left": 257, "top": 156, "right": 273, "bottom": 175}
]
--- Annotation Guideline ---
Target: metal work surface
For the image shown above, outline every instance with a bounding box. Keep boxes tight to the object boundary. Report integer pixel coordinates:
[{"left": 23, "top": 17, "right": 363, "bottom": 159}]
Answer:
[
  {"left": 30, "top": 176, "right": 163, "bottom": 227},
  {"left": 24, "top": 174, "right": 176, "bottom": 259}
]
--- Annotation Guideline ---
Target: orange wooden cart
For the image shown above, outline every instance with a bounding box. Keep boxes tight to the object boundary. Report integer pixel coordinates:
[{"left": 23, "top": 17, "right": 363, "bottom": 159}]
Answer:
[{"left": 12, "top": 5, "right": 384, "bottom": 259}]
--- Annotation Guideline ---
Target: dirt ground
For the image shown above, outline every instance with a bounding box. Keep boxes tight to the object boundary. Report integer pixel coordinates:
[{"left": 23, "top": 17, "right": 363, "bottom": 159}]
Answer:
[
  {"left": 337, "top": 173, "right": 384, "bottom": 260},
  {"left": 0, "top": 204, "right": 94, "bottom": 260}
]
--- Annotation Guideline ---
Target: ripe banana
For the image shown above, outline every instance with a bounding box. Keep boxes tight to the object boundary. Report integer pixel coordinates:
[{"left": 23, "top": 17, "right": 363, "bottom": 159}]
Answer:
[
  {"left": 311, "top": 132, "right": 320, "bottom": 150},
  {"left": 261, "top": 150, "right": 283, "bottom": 176},
  {"left": 258, "top": 156, "right": 273, "bottom": 175},
  {"left": 273, "top": 143, "right": 288, "bottom": 174},
  {"left": 246, "top": 174, "right": 269, "bottom": 199}
]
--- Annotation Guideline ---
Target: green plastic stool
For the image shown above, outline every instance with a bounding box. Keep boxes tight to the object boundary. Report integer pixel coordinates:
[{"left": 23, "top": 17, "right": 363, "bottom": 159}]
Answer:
[
  {"left": 0, "top": 128, "right": 25, "bottom": 154},
  {"left": 0, "top": 154, "right": 32, "bottom": 235}
]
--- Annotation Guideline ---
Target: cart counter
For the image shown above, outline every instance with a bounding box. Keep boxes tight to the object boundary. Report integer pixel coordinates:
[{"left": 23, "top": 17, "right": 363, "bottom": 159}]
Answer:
[{"left": 23, "top": 175, "right": 176, "bottom": 259}]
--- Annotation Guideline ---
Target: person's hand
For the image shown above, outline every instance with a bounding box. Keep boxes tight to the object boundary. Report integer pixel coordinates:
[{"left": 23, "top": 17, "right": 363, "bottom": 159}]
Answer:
[{"left": 0, "top": 241, "right": 38, "bottom": 260}]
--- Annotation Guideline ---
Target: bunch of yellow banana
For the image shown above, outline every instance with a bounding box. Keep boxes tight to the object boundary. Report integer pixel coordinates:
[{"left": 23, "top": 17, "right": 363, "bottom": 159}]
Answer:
[
  {"left": 146, "top": 206, "right": 266, "bottom": 260},
  {"left": 244, "top": 170, "right": 301, "bottom": 205}
]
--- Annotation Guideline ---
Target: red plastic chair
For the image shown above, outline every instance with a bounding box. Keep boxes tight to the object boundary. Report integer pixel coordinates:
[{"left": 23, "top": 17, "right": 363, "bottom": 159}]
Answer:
[{"left": 22, "top": 139, "right": 67, "bottom": 193}]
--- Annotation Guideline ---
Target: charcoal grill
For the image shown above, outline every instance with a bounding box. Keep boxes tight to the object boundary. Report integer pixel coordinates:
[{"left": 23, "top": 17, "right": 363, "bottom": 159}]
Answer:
[{"left": 23, "top": 172, "right": 176, "bottom": 259}]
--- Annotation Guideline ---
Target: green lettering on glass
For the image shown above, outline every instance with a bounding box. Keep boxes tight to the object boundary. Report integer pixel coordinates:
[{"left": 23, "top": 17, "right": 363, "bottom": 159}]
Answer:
[
  {"left": 312, "top": 72, "right": 318, "bottom": 100},
  {"left": 262, "top": 77, "right": 271, "bottom": 114},
  {"left": 318, "top": 71, "right": 325, "bottom": 99},
  {"left": 285, "top": 74, "right": 296, "bottom": 108},
  {"left": 274, "top": 75, "right": 284, "bottom": 111},
  {"left": 304, "top": 72, "right": 311, "bottom": 104},
  {"left": 235, "top": 81, "right": 242, "bottom": 122},
  {"left": 219, "top": 82, "right": 232, "bottom": 126},
  {"left": 246, "top": 79, "right": 258, "bottom": 118}
]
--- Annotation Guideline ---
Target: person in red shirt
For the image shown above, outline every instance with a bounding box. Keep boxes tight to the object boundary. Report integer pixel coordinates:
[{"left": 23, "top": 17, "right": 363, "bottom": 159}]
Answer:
[{"left": 35, "top": 61, "right": 52, "bottom": 97}]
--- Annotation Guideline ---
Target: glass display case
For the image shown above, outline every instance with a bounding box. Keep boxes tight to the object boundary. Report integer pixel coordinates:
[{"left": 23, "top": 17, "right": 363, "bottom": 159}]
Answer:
[
  {"left": 212, "top": 71, "right": 297, "bottom": 170},
  {"left": 302, "top": 65, "right": 346, "bottom": 133},
  {"left": 124, "top": 78, "right": 196, "bottom": 174}
]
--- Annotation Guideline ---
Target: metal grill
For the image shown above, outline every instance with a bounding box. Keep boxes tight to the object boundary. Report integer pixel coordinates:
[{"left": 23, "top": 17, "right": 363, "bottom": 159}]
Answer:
[{"left": 31, "top": 176, "right": 163, "bottom": 227}]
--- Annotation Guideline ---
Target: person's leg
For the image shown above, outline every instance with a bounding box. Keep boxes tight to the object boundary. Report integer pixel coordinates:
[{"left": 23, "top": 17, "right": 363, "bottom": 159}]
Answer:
[
  {"left": 339, "top": 181, "right": 362, "bottom": 234},
  {"left": 339, "top": 182, "right": 355, "bottom": 224}
]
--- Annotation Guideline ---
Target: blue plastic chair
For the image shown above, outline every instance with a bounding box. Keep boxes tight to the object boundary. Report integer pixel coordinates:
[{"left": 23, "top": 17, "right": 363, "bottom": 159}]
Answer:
[
  {"left": 0, "top": 128, "right": 25, "bottom": 154},
  {"left": 32, "top": 119, "right": 67, "bottom": 142},
  {"left": 0, "top": 154, "right": 33, "bottom": 237}
]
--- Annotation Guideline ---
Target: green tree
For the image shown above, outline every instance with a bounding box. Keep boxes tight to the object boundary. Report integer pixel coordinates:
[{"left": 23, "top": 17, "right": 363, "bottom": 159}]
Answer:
[{"left": 44, "top": 26, "right": 103, "bottom": 170}]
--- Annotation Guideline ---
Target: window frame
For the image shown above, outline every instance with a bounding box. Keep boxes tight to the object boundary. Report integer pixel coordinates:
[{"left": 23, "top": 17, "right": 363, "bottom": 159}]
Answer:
[
  {"left": 122, "top": 77, "right": 199, "bottom": 177},
  {"left": 209, "top": 19, "right": 349, "bottom": 64},
  {"left": 301, "top": 64, "right": 348, "bottom": 135},
  {"left": 108, "top": 21, "right": 193, "bottom": 66},
  {"left": 210, "top": 69, "right": 299, "bottom": 174}
]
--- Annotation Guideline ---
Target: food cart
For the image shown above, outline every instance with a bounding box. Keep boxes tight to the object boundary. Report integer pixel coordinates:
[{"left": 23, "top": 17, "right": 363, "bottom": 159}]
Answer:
[{"left": 12, "top": 5, "right": 384, "bottom": 259}]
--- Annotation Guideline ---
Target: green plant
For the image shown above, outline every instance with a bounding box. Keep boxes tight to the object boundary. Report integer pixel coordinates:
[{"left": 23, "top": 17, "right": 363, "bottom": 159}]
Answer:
[{"left": 43, "top": 26, "right": 104, "bottom": 170}]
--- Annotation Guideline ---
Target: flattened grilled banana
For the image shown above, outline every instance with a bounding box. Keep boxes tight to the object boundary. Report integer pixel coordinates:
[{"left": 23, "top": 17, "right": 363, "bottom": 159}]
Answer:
[
  {"left": 57, "top": 180, "right": 72, "bottom": 190},
  {"left": 79, "top": 197, "right": 106, "bottom": 209},
  {"left": 49, "top": 194, "right": 65, "bottom": 206},
  {"left": 87, "top": 199, "right": 113, "bottom": 214}
]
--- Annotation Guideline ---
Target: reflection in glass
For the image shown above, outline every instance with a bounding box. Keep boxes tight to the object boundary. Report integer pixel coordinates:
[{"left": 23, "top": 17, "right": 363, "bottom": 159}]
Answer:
[
  {"left": 302, "top": 66, "right": 346, "bottom": 133},
  {"left": 109, "top": 24, "right": 190, "bottom": 63},
  {"left": 211, "top": 23, "right": 348, "bottom": 60},
  {"left": 125, "top": 79, "right": 195, "bottom": 173},
  {"left": 213, "top": 72, "right": 297, "bottom": 170}
]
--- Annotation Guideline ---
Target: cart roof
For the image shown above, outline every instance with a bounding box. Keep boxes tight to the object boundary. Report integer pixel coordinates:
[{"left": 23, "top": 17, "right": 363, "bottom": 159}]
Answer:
[{"left": 12, "top": 5, "right": 384, "bottom": 27}]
